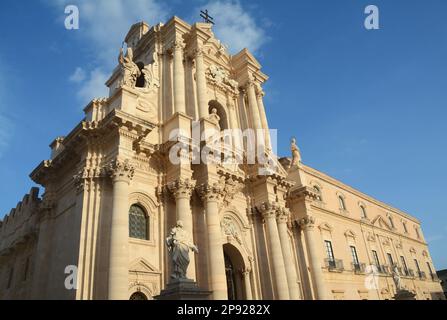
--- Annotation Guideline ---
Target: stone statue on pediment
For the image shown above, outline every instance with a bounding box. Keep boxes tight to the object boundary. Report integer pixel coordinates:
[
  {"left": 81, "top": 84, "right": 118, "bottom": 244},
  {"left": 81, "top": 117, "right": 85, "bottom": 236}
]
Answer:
[
  {"left": 119, "top": 47, "right": 141, "bottom": 88},
  {"left": 166, "top": 221, "right": 199, "bottom": 280},
  {"left": 392, "top": 265, "right": 403, "bottom": 291},
  {"left": 289, "top": 138, "right": 302, "bottom": 168}
]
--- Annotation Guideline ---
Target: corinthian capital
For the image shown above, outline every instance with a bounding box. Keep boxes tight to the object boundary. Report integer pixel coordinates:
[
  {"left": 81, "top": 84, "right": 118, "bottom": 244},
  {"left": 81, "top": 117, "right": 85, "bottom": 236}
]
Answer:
[
  {"left": 255, "top": 82, "right": 265, "bottom": 98},
  {"left": 173, "top": 39, "right": 185, "bottom": 51},
  {"left": 193, "top": 47, "right": 204, "bottom": 58},
  {"left": 298, "top": 215, "right": 316, "bottom": 230},
  {"left": 257, "top": 201, "right": 280, "bottom": 219},
  {"left": 167, "top": 178, "right": 196, "bottom": 199},
  {"left": 107, "top": 159, "right": 135, "bottom": 183},
  {"left": 276, "top": 207, "right": 291, "bottom": 224},
  {"left": 197, "top": 182, "right": 225, "bottom": 203}
]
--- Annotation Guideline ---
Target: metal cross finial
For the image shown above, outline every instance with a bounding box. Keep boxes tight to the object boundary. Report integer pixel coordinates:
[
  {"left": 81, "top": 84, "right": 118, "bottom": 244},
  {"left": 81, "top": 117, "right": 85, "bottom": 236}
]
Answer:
[{"left": 200, "top": 10, "right": 215, "bottom": 25}]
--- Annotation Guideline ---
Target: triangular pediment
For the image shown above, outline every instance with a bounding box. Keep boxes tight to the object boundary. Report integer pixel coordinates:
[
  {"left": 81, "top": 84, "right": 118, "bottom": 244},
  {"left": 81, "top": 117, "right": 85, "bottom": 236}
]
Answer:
[
  {"left": 319, "top": 222, "right": 333, "bottom": 232},
  {"left": 371, "top": 215, "right": 393, "bottom": 231},
  {"left": 129, "top": 258, "right": 158, "bottom": 274},
  {"left": 232, "top": 48, "right": 261, "bottom": 69}
]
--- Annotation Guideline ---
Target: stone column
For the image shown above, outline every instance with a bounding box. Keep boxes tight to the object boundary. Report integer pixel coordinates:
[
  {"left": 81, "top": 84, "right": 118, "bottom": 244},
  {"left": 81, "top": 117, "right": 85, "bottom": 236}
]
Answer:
[
  {"left": 173, "top": 40, "right": 186, "bottom": 114},
  {"left": 246, "top": 80, "right": 263, "bottom": 130},
  {"left": 276, "top": 208, "right": 301, "bottom": 300},
  {"left": 227, "top": 96, "right": 243, "bottom": 152},
  {"left": 258, "top": 202, "right": 290, "bottom": 300},
  {"left": 168, "top": 178, "right": 196, "bottom": 280},
  {"left": 199, "top": 183, "right": 228, "bottom": 300},
  {"left": 107, "top": 159, "right": 134, "bottom": 300},
  {"left": 299, "top": 215, "right": 330, "bottom": 300},
  {"left": 242, "top": 269, "right": 253, "bottom": 300},
  {"left": 255, "top": 84, "right": 272, "bottom": 151},
  {"left": 195, "top": 48, "right": 209, "bottom": 119}
]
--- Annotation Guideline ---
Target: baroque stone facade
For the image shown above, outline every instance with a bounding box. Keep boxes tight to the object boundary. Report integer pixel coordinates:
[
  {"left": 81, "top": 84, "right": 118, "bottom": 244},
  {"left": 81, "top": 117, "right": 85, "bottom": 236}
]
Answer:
[{"left": 0, "top": 17, "right": 444, "bottom": 300}]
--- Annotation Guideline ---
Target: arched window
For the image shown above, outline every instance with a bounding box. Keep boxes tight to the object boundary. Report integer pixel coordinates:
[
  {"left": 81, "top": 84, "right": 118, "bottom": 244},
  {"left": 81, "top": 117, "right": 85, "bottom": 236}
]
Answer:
[
  {"left": 135, "top": 62, "right": 145, "bottom": 88},
  {"left": 360, "top": 205, "right": 367, "bottom": 219},
  {"left": 129, "top": 204, "right": 149, "bottom": 240},
  {"left": 338, "top": 196, "right": 347, "bottom": 211},
  {"left": 388, "top": 215, "right": 395, "bottom": 228}
]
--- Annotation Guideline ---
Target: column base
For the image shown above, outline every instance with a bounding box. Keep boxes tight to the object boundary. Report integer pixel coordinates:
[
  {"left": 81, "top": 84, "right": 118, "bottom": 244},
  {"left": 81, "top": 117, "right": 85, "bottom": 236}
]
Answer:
[{"left": 155, "top": 279, "right": 212, "bottom": 300}]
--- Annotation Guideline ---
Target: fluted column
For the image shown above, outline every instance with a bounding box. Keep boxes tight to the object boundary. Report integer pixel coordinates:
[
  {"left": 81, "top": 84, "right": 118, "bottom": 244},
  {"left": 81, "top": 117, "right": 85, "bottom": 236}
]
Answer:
[
  {"left": 173, "top": 40, "right": 186, "bottom": 114},
  {"left": 299, "top": 215, "right": 330, "bottom": 300},
  {"left": 227, "top": 97, "right": 243, "bottom": 152},
  {"left": 255, "top": 84, "right": 272, "bottom": 151},
  {"left": 107, "top": 159, "right": 134, "bottom": 300},
  {"left": 277, "top": 208, "right": 301, "bottom": 300},
  {"left": 199, "top": 183, "right": 228, "bottom": 300},
  {"left": 242, "top": 269, "right": 253, "bottom": 300},
  {"left": 246, "top": 80, "right": 263, "bottom": 130},
  {"left": 167, "top": 178, "right": 196, "bottom": 280},
  {"left": 258, "top": 202, "right": 290, "bottom": 300},
  {"left": 195, "top": 48, "right": 209, "bottom": 119}
]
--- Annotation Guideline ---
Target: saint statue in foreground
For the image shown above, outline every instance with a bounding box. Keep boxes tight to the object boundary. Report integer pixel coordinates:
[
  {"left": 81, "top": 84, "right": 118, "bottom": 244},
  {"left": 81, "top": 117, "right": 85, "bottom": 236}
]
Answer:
[{"left": 166, "top": 221, "right": 199, "bottom": 280}]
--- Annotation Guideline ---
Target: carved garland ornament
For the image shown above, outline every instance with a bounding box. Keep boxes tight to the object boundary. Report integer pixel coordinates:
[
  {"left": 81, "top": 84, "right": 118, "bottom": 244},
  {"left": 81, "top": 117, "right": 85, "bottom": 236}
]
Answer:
[{"left": 206, "top": 64, "right": 239, "bottom": 95}]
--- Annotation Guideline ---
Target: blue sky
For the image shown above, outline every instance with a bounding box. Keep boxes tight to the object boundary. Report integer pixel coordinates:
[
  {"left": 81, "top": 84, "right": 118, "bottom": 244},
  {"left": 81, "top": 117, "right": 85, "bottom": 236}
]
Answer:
[{"left": 0, "top": 0, "right": 446, "bottom": 269}]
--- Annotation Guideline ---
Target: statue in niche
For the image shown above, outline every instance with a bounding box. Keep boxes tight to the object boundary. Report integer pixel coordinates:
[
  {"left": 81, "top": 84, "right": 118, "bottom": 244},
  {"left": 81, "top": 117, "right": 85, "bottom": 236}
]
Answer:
[
  {"left": 289, "top": 137, "right": 302, "bottom": 168},
  {"left": 119, "top": 47, "right": 141, "bottom": 88},
  {"left": 166, "top": 221, "right": 198, "bottom": 280},
  {"left": 209, "top": 108, "right": 221, "bottom": 131}
]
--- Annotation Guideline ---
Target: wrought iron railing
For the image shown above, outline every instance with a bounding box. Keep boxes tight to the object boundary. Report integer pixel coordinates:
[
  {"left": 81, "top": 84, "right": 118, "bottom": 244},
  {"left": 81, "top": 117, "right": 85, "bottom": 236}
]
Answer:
[
  {"left": 325, "top": 259, "right": 344, "bottom": 272},
  {"left": 351, "top": 262, "right": 366, "bottom": 274}
]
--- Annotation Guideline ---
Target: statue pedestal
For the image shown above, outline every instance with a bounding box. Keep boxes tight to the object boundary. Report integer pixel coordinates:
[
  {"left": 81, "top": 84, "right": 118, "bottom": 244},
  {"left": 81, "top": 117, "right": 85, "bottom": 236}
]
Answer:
[
  {"left": 393, "top": 289, "right": 417, "bottom": 300},
  {"left": 155, "top": 279, "right": 211, "bottom": 300}
]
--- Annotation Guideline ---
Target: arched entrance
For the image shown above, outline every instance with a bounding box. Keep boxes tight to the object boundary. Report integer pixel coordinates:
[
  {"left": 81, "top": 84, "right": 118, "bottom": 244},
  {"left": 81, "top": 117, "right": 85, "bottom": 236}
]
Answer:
[
  {"left": 223, "top": 243, "right": 248, "bottom": 300},
  {"left": 129, "top": 291, "right": 148, "bottom": 300}
]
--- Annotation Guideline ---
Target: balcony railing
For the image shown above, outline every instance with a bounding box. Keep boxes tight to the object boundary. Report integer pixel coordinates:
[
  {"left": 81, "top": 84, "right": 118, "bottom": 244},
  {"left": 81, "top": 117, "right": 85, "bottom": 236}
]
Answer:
[
  {"left": 325, "top": 259, "right": 344, "bottom": 272},
  {"left": 418, "top": 271, "right": 427, "bottom": 280},
  {"left": 378, "top": 265, "right": 391, "bottom": 275},
  {"left": 352, "top": 262, "right": 366, "bottom": 274},
  {"left": 431, "top": 273, "right": 439, "bottom": 282}
]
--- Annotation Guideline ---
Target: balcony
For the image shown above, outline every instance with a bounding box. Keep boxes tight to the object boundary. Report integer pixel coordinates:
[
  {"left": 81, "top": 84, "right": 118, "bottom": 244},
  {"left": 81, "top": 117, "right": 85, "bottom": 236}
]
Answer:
[
  {"left": 430, "top": 273, "right": 439, "bottom": 282},
  {"left": 418, "top": 271, "right": 427, "bottom": 280},
  {"left": 325, "top": 259, "right": 344, "bottom": 272},
  {"left": 351, "top": 262, "right": 366, "bottom": 274},
  {"left": 377, "top": 265, "right": 391, "bottom": 275}
]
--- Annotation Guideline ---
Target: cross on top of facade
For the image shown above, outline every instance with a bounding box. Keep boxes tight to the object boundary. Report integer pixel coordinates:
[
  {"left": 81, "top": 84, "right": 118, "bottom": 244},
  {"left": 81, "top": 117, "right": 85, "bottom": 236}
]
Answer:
[{"left": 200, "top": 10, "right": 215, "bottom": 25}]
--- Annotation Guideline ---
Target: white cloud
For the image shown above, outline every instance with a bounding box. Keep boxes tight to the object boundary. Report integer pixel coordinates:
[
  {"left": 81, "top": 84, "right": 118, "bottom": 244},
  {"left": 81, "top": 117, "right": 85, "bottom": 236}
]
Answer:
[
  {"left": 198, "top": 0, "right": 268, "bottom": 54},
  {"left": 46, "top": 0, "right": 170, "bottom": 103},
  {"left": 69, "top": 67, "right": 86, "bottom": 83},
  {"left": 77, "top": 68, "right": 109, "bottom": 102}
]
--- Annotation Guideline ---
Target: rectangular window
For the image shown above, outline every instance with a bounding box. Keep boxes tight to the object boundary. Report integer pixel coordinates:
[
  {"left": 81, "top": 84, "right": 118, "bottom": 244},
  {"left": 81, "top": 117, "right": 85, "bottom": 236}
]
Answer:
[
  {"left": 415, "top": 228, "right": 420, "bottom": 239},
  {"left": 426, "top": 262, "right": 433, "bottom": 275},
  {"left": 389, "top": 217, "right": 394, "bottom": 228},
  {"left": 403, "top": 222, "right": 408, "bottom": 233},
  {"left": 350, "top": 246, "right": 360, "bottom": 266},
  {"left": 414, "top": 259, "right": 421, "bottom": 273},
  {"left": 387, "top": 253, "right": 394, "bottom": 267},
  {"left": 372, "top": 250, "right": 380, "bottom": 268},
  {"left": 401, "top": 256, "right": 408, "bottom": 274},
  {"left": 325, "top": 240, "right": 335, "bottom": 262}
]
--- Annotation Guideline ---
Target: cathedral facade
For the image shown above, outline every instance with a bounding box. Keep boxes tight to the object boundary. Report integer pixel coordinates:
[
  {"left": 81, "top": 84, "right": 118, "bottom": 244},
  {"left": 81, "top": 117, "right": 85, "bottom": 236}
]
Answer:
[{"left": 0, "top": 17, "right": 444, "bottom": 300}]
